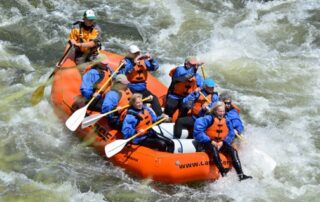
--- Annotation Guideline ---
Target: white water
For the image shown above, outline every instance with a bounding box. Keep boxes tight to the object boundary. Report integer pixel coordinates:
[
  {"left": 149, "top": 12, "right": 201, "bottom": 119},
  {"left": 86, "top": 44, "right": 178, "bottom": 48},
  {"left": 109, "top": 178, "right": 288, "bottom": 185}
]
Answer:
[{"left": 0, "top": 0, "right": 319, "bottom": 201}]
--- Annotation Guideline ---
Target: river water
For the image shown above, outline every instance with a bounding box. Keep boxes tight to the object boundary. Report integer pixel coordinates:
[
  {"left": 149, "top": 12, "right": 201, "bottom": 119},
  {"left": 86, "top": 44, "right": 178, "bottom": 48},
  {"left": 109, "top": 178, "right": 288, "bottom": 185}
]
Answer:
[{"left": 0, "top": 0, "right": 319, "bottom": 201}]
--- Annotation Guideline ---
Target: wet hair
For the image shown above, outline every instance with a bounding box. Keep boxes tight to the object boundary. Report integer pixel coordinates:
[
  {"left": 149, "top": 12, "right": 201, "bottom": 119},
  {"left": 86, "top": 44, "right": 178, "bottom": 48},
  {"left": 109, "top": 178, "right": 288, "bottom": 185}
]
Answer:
[
  {"left": 209, "top": 101, "right": 225, "bottom": 115},
  {"left": 129, "top": 93, "right": 143, "bottom": 106},
  {"left": 219, "top": 91, "right": 232, "bottom": 101}
]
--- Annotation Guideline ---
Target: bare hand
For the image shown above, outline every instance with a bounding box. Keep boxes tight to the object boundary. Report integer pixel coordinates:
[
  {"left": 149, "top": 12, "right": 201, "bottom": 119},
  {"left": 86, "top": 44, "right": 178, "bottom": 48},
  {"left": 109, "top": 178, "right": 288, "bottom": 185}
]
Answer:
[
  {"left": 201, "top": 102, "right": 209, "bottom": 110},
  {"left": 55, "top": 62, "right": 61, "bottom": 68},
  {"left": 145, "top": 52, "right": 151, "bottom": 60},
  {"left": 70, "top": 39, "right": 79, "bottom": 46},
  {"left": 147, "top": 95, "right": 153, "bottom": 101},
  {"left": 160, "top": 113, "right": 170, "bottom": 121},
  {"left": 211, "top": 140, "right": 223, "bottom": 150},
  {"left": 116, "top": 106, "right": 122, "bottom": 111},
  {"left": 217, "top": 141, "right": 223, "bottom": 150},
  {"left": 137, "top": 129, "right": 145, "bottom": 136},
  {"left": 92, "top": 92, "right": 100, "bottom": 98}
]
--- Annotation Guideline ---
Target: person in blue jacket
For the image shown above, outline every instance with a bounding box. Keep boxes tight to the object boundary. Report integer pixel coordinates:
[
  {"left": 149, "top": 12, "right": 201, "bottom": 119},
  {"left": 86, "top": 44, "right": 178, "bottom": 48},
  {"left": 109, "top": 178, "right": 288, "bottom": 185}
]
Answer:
[
  {"left": 80, "top": 60, "right": 113, "bottom": 111},
  {"left": 121, "top": 93, "right": 174, "bottom": 152},
  {"left": 118, "top": 45, "right": 163, "bottom": 116},
  {"left": 219, "top": 92, "right": 244, "bottom": 135},
  {"left": 173, "top": 79, "right": 219, "bottom": 138},
  {"left": 164, "top": 56, "right": 203, "bottom": 118},
  {"left": 193, "top": 101, "right": 252, "bottom": 181},
  {"left": 101, "top": 74, "right": 132, "bottom": 129}
]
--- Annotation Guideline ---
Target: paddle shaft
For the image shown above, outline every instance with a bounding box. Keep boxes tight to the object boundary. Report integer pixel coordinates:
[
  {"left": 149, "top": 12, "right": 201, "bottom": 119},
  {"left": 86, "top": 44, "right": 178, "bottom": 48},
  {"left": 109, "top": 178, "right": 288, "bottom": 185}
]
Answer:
[
  {"left": 128, "top": 117, "right": 167, "bottom": 141},
  {"left": 199, "top": 91, "right": 211, "bottom": 103},
  {"left": 104, "top": 97, "right": 150, "bottom": 116},
  {"left": 201, "top": 65, "right": 206, "bottom": 79},
  {"left": 87, "top": 62, "right": 124, "bottom": 106},
  {"left": 65, "top": 60, "right": 121, "bottom": 131},
  {"left": 105, "top": 117, "right": 167, "bottom": 158},
  {"left": 48, "top": 42, "right": 73, "bottom": 80},
  {"left": 81, "top": 97, "right": 151, "bottom": 128}
]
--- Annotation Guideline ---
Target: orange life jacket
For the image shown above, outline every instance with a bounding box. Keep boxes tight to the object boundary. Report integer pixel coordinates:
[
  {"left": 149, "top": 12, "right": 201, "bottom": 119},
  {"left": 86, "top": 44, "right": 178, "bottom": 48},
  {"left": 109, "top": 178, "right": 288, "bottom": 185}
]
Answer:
[
  {"left": 126, "top": 59, "right": 148, "bottom": 83},
  {"left": 191, "top": 92, "right": 212, "bottom": 116},
  {"left": 206, "top": 116, "right": 229, "bottom": 142},
  {"left": 117, "top": 88, "right": 132, "bottom": 121},
  {"left": 93, "top": 67, "right": 112, "bottom": 96},
  {"left": 135, "top": 108, "right": 153, "bottom": 132},
  {"left": 169, "top": 67, "right": 197, "bottom": 97}
]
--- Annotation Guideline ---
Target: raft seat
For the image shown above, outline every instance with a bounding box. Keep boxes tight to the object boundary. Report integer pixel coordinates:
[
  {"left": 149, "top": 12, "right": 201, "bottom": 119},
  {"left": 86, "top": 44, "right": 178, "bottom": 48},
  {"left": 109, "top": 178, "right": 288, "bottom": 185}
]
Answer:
[{"left": 153, "top": 123, "right": 200, "bottom": 154}]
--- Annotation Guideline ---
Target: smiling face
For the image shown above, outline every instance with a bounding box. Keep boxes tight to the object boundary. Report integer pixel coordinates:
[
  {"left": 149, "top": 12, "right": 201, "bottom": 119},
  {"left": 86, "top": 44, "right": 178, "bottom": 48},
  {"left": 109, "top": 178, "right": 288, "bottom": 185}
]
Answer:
[
  {"left": 215, "top": 105, "right": 225, "bottom": 119},
  {"left": 133, "top": 96, "right": 143, "bottom": 110}
]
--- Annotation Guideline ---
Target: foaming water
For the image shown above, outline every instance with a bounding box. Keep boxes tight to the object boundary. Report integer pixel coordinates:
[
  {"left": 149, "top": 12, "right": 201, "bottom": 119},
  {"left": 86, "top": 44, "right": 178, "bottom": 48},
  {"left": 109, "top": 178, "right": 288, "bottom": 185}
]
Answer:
[{"left": 0, "top": 0, "right": 320, "bottom": 201}]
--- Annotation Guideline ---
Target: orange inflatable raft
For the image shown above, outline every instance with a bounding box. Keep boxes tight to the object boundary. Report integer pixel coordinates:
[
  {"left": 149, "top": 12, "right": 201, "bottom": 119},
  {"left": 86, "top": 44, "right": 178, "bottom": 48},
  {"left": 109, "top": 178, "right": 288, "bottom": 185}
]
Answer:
[{"left": 50, "top": 50, "right": 232, "bottom": 184}]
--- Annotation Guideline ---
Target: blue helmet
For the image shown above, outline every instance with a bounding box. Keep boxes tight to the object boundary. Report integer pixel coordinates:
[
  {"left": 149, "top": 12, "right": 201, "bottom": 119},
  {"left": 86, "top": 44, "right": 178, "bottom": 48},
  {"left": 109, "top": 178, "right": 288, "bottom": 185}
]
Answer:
[{"left": 203, "top": 79, "right": 216, "bottom": 88}]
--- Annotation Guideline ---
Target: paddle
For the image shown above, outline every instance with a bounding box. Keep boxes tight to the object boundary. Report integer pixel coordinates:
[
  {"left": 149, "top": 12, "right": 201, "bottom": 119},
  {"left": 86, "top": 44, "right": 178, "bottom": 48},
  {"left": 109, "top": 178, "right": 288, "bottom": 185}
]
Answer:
[
  {"left": 199, "top": 91, "right": 210, "bottom": 103},
  {"left": 81, "top": 97, "right": 151, "bottom": 129},
  {"left": 30, "top": 44, "right": 73, "bottom": 106},
  {"left": 104, "top": 117, "right": 167, "bottom": 158},
  {"left": 200, "top": 64, "right": 206, "bottom": 79},
  {"left": 65, "top": 62, "right": 124, "bottom": 131},
  {"left": 234, "top": 130, "right": 244, "bottom": 141},
  {"left": 233, "top": 130, "right": 277, "bottom": 172},
  {"left": 30, "top": 53, "right": 107, "bottom": 106}
]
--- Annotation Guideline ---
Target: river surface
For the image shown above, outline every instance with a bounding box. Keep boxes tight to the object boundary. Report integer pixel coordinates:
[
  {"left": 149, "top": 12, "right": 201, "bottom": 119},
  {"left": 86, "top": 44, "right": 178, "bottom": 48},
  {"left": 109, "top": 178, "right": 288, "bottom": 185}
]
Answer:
[{"left": 0, "top": 0, "right": 319, "bottom": 201}]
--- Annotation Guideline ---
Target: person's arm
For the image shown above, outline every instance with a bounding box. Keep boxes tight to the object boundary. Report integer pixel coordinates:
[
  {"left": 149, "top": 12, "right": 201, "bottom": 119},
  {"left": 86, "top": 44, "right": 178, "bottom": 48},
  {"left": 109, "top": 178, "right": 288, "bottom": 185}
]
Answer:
[
  {"left": 193, "top": 115, "right": 212, "bottom": 143},
  {"left": 182, "top": 89, "right": 200, "bottom": 107},
  {"left": 172, "top": 66, "right": 194, "bottom": 82},
  {"left": 67, "top": 25, "right": 82, "bottom": 48},
  {"left": 224, "top": 118, "right": 236, "bottom": 145},
  {"left": 101, "top": 91, "right": 121, "bottom": 113},
  {"left": 207, "top": 93, "right": 219, "bottom": 109},
  {"left": 144, "top": 58, "right": 159, "bottom": 71},
  {"left": 145, "top": 107, "right": 158, "bottom": 122},
  {"left": 81, "top": 24, "right": 102, "bottom": 48},
  {"left": 230, "top": 110, "right": 244, "bottom": 134},
  {"left": 122, "top": 59, "right": 135, "bottom": 75},
  {"left": 80, "top": 69, "right": 101, "bottom": 100},
  {"left": 121, "top": 115, "right": 138, "bottom": 139},
  {"left": 195, "top": 73, "right": 204, "bottom": 87}
]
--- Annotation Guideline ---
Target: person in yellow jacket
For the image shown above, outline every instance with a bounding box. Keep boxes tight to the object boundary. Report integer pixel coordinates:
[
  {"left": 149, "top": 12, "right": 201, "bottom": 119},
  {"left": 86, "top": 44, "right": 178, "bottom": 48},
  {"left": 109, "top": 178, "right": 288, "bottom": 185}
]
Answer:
[{"left": 63, "top": 9, "right": 102, "bottom": 64}]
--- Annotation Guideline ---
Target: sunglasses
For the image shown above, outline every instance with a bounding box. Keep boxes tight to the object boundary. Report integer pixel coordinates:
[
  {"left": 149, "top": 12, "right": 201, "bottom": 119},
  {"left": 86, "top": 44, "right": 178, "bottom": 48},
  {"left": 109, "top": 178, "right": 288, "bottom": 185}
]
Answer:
[{"left": 224, "top": 101, "right": 231, "bottom": 105}]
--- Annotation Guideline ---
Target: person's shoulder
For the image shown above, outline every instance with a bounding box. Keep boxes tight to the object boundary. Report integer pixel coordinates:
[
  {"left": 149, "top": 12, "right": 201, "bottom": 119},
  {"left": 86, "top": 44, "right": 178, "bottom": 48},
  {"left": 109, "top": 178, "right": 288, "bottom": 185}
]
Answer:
[
  {"left": 93, "top": 23, "right": 102, "bottom": 31},
  {"left": 175, "top": 65, "right": 185, "bottom": 70},
  {"left": 198, "top": 114, "right": 213, "bottom": 122},
  {"left": 211, "top": 92, "right": 219, "bottom": 99},
  {"left": 105, "top": 89, "right": 119, "bottom": 96},
  {"left": 174, "top": 65, "right": 187, "bottom": 74},
  {"left": 145, "top": 106, "right": 155, "bottom": 114},
  {"left": 226, "top": 109, "right": 240, "bottom": 118},
  {"left": 71, "top": 21, "right": 82, "bottom": 28},
  {"left": 86, "top": 68, "right": 100, "bottom": 74},
  {"left": 124, "top": 58, "right": 134, "bottom": 66},
  {"left": 230, "top": 108, "right": 240, "bottom": 115}
]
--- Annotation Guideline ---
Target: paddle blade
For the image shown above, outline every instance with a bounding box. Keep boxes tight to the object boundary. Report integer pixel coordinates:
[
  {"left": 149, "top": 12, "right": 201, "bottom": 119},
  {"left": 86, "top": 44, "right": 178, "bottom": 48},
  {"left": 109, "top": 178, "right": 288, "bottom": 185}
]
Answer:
[
  {"left": 105, "top": 139, "right": 129, "bottom": 158},
  {"left": 81, "top": 113, "right": 105, "bottom": 129},
  {"left": 30, "top": 85, "right": 45, "bottom": 106},
  {"left": 65, "top": 105, "right": 88, "bottom": 131}
]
